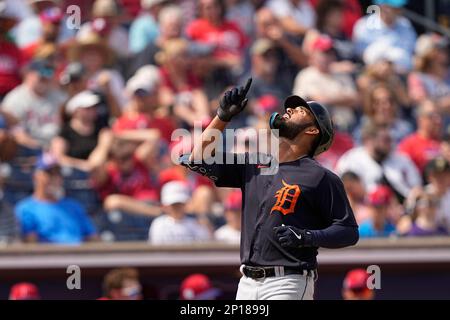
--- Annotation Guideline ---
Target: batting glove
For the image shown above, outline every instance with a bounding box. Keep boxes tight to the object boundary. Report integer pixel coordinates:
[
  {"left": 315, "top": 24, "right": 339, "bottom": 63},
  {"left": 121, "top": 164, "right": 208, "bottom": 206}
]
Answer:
[
  {"left": 273, "top": 225, "right": 313, "bottom": 248},
  {"left": 217, "top": 78, "right": 252, "bottom": 122}
]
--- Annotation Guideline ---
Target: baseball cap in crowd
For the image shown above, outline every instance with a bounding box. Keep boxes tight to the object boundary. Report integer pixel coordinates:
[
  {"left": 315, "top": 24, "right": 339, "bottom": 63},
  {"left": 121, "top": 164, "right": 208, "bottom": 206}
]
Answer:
[
  {"left": 66, "top": 90, "right": 101, "bottom": 115},
  {"left": 39, "top": 6, "right": 63, "bottom": 23},
  {"left": 311, "top": 35, "right": 335, "bottom": 53},
  {"left": 9, "top": 283, "right": 40, "bottom": 300},
  {"left": 250, "top": 38, "right": 276, "bottom": 56},
  {"left": 126, "top": 65, "right": 160, "bottom": 97},
  {"left": 343, "top": 269, "right": 369, "bottom": 291},
  {"left": 367, "top": 185, "right": 393, "bottom": 207},
  {"left": 374, "top": 0, "right": 408, "bottom": 8},
  {"left": 59, "top": 62, "right": 85, "bottom": 86},
  {"left": 255, "top": 94, "right": 280, "bottom": 115},
  {"left": 180, "top": 274, "right": 221, "bottom": 300},
  {"left": 35, "top": 153, "right": 59, "bottom": 172},
  {"left": 161, "top": 181, "right": 190, "bottom": 206},
  {"left": 425, "top": 157, "right": 450, "bottom": 179},
  {"left": 225, "top": 190, "right": 242, "bottom": 211},
  {"left": 27, "top": 59, "right": 55, "bottom": 79},
  {"left": 415, "top": 33, "right": 449, "bottom": 58}
]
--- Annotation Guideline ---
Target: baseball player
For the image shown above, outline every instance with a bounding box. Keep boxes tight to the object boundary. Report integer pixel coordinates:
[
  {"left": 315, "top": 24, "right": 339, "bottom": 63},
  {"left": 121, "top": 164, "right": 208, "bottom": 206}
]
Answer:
[{"left": 179, "top": 79, "right": 359, "bottom": 300}]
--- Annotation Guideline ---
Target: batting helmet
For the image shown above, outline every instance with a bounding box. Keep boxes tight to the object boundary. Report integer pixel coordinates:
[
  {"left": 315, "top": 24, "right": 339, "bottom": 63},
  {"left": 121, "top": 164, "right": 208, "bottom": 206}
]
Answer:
[{"left": 282, "top": 95, "right": 334, "bottom": 157}]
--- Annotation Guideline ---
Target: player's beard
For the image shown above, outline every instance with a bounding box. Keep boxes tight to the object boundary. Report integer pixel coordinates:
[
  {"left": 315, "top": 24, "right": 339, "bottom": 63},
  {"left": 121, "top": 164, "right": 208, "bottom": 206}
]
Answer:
[{"left": 271, "top": 114, "right": 315, "bottom": 141}]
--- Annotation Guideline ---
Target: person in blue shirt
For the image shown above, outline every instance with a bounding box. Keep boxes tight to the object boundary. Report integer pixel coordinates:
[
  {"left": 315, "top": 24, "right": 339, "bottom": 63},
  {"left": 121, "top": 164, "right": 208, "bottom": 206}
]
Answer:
[
  {"left": 15, "top": 153, "right": 98, "bottom": 244},
  {"left": 129, "top": 0, "right": 167, "bottom": 54},
  {"left": 359, "top": 185, "right": 397, "bottom": 238},
  {"left": 352, "top": 0, "right": 417, "bottom": 73}
]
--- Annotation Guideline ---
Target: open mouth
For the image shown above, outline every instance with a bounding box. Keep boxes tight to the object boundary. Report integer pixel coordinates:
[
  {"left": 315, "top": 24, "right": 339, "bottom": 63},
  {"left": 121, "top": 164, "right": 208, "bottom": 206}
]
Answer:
[{"left": 282, "top": 114, "right": 290, "bottom": 120}]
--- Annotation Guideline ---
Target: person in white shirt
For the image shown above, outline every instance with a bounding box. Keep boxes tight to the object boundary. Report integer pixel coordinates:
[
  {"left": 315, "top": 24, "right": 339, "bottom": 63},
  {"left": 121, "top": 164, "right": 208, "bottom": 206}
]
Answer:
[
  {"left": 1, "top": 60, "right": 65, "bottom": 149},
  {"left": 149, "top": 181, "right": 212, "bottom": 244},
  {"left": 266, "top": 0, "right": 316, "bottom": 36},
  {"left": 214, "top": 190, "right": 241, "bottom": 245},
  {"left": 336, "top": 121, "right": 421, "bottom": 200}
]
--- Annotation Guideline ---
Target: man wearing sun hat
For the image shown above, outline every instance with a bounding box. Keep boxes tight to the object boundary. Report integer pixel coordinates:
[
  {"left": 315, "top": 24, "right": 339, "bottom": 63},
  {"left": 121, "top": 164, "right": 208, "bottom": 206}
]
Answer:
[
  {"left": 76, "top": 0, "right": 129, "bottom": 57},
  {"left": 353, "top": 0, "right": 417, "bottom": 72}
]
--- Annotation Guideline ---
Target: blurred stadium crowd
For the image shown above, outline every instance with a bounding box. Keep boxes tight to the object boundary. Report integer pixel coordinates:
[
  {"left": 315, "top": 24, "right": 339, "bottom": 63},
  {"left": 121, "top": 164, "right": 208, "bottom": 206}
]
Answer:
[{"left": 0, "top": 0, "right": 449, "bottom": 247}]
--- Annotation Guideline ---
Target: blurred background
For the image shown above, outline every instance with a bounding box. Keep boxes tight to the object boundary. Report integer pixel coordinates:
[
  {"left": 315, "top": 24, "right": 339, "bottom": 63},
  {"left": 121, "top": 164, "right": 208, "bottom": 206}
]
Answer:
[{"left": 0, "top": 0, "right": 449, "bottom": 300}]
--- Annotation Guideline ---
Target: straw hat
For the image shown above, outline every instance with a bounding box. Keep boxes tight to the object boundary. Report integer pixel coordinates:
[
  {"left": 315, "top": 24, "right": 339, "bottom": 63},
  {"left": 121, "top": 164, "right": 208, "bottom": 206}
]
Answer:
[{"left": 68, "top": 26, "right": 115, "bottom": 65}]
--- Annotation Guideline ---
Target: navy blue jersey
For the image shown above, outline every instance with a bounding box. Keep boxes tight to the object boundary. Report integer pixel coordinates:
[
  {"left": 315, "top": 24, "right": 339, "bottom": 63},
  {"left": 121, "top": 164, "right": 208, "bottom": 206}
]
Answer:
[{"left": 180, "top": 153, "right": 358, "bottom": 269}]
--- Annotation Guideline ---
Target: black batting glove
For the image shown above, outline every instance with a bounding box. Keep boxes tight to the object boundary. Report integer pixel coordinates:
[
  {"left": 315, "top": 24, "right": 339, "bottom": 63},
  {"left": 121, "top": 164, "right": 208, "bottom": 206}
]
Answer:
[
  {"left": 217, "top": 78, "right": 252, "bottom": 122},
  {"left": 273, "top": 225, "right": 313, "bottom": 249}
]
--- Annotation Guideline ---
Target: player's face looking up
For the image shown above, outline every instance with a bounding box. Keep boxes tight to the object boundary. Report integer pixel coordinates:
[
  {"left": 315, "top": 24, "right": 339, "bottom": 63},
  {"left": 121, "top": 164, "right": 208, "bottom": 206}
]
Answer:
[{"left": 274, "top": 106, "right": 320, "bottom": 141}]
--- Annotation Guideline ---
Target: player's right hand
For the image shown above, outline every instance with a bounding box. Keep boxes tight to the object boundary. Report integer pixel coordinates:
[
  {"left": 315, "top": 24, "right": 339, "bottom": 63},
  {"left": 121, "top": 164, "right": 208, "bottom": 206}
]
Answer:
[{"left": 217, "top": 78, "right": 252, "bottom": 122}]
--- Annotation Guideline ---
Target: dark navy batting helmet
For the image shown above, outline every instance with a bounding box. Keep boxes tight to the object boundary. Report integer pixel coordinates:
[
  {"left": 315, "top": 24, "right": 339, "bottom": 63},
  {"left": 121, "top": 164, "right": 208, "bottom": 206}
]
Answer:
[{"left": 283, "top": 95, "right": 334, "bottom": 157}]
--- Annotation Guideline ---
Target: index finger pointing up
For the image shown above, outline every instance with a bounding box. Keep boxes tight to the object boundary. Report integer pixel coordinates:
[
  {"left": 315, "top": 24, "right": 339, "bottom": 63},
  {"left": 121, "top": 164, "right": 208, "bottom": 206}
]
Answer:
[{"left": 242, "top": 78, "right": 252, "bottom": 97}]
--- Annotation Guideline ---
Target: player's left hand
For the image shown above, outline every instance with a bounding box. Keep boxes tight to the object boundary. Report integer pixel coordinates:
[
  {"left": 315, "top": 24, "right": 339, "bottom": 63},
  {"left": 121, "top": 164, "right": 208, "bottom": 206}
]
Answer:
[{"left": 273, "top": 225, "right": 313, "bottom": 248}]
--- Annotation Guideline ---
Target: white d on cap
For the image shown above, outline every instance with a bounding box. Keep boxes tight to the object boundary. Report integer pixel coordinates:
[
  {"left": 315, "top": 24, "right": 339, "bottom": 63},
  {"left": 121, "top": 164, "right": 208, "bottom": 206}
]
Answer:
[
  {"left": 66, "top": 90, "right": 100, "bottom": 115},
  {"left": 161, "top": 181, "right": 190, "bottom": 206}
]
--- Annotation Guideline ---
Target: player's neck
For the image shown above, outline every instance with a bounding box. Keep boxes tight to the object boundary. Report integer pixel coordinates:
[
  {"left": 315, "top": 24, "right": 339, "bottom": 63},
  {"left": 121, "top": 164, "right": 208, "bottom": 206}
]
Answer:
[{"left": 278, "top": 138, "right": 310, "bottom": 163}]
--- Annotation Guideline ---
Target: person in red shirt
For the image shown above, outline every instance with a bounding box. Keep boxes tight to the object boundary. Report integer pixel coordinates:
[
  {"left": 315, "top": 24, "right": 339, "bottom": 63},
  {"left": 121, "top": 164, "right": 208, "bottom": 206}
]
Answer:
[
  {"left": 398, "top": 100, "right": 443, "bottom": 173},
  {"left": 90, "top": 131, "right": 162, "bottom": 218},
  {"left": 0, "top": 4, "right": 22, "bottom": 98},
  {"left": 186, "top": 0, "right": 247, "bottom": 73}
]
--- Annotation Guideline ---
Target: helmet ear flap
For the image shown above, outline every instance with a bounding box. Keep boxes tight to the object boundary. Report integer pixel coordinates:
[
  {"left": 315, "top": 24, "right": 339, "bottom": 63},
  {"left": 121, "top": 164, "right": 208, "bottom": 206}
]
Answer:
[{"left": 269, "top": 112, "right": 280, "bottom": 130}]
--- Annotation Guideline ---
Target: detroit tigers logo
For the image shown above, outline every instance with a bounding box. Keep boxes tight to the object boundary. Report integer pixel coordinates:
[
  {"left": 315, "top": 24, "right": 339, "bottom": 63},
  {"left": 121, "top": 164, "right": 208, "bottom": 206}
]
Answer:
[{"left": 270, "top": 180, "right": 301, "bottom": 215}]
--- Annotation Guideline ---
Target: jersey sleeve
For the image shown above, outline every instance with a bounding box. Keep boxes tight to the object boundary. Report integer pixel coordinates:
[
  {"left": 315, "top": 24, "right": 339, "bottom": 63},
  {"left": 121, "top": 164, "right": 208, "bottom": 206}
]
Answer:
[
  {"left": 179, "top": 152, "right": 247, "bottom": 189},
  {"left": 309, "top": 171, "right": 359, "bottom": 249}
]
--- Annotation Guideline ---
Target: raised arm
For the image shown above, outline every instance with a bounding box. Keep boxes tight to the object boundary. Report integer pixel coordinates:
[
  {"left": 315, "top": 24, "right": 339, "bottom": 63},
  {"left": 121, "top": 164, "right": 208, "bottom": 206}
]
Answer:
[{"left": 189, "top": 78, "right": 252, "bottom": 163}]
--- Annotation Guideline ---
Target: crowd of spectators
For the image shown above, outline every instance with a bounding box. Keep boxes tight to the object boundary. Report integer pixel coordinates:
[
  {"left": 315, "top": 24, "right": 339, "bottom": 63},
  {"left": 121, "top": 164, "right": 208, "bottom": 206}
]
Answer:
[{"left": 0, "top": 0, "right": 449, "bottom": 245}]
